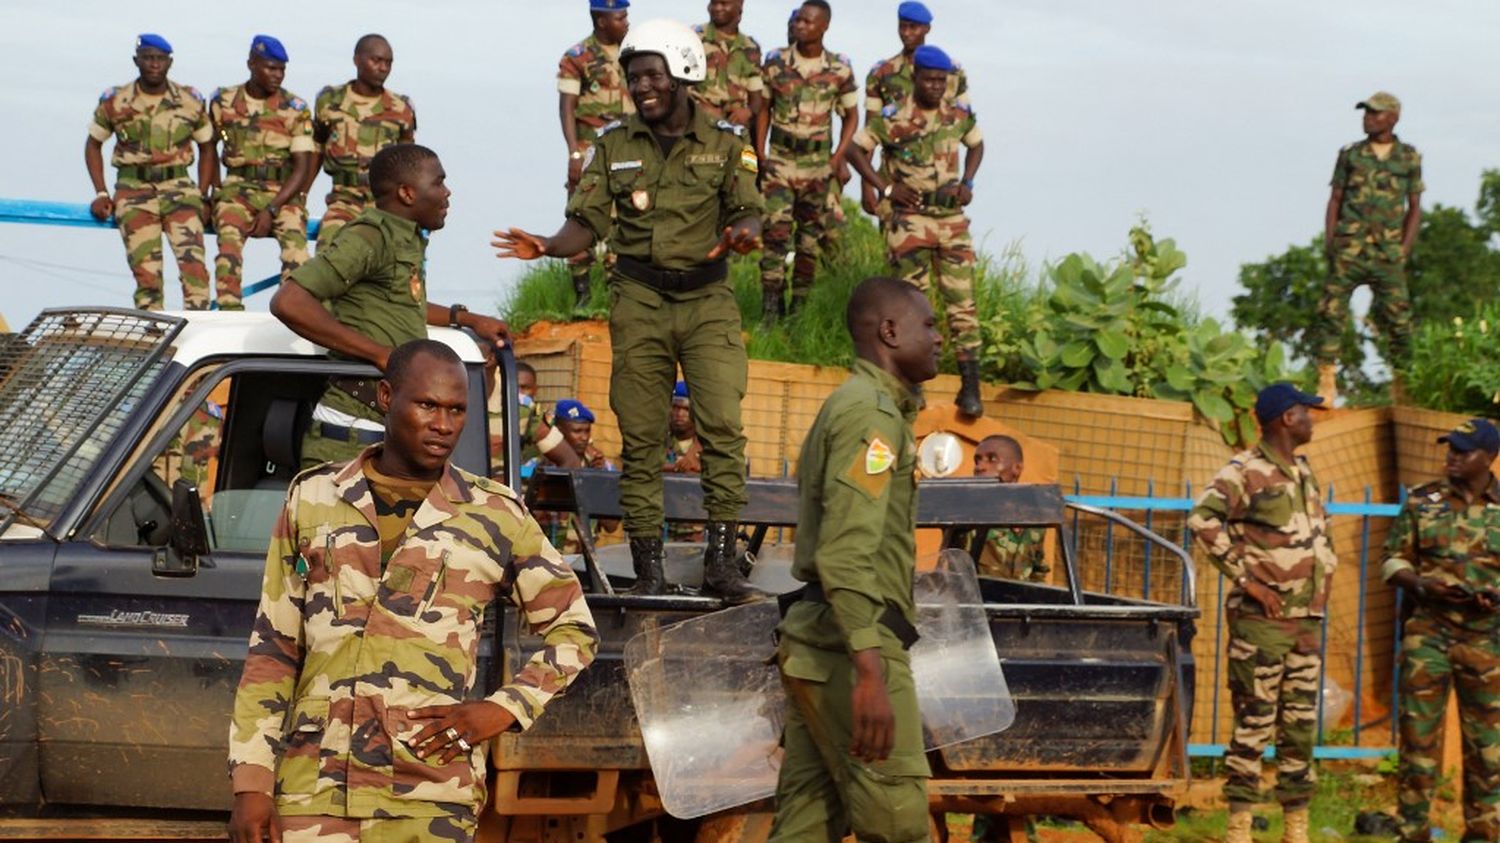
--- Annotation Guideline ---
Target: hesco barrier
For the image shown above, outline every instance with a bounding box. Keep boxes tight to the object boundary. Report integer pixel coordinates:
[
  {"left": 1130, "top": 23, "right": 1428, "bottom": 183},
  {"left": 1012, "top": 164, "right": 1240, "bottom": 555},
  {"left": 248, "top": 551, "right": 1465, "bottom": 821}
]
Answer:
[{"left": 513, "top": 323, "right": 1446, "bottom": 750}]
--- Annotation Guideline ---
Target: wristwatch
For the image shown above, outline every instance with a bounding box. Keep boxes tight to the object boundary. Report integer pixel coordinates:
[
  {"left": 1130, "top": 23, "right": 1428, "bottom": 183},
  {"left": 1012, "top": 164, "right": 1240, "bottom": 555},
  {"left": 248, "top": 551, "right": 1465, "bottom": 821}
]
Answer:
[
  {"left": 1234, "top": 574, "right": 1250, "bottom": 588},
  {"left": 569, "top": 149, "right": 584, "bottom": 161},
  {"left": 961, "top": 178, "right": 976, "bottom": 190},
  {"left": 880, "top": 183, "right": 894, "bottom": 200},
  {"left": 265, "top": 203, "right": 280, "bottom": 218},
  {"left": 447, "top": 303, "right": 468, "bottom": 328}
]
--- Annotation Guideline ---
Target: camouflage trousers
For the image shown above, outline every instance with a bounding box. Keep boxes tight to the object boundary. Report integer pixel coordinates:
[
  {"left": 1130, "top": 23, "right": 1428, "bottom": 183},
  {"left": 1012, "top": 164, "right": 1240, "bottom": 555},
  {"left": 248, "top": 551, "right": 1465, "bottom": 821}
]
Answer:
[
  {"left": 113, "top": 178, "right": 210, "bottom": 311},
  {"left": 887, "top": 211, "right": 980, "bottom": 354},
  {"left": 213, "top": 179, "right": 309, "bottom": 310},
  {"left": 1396, "top": 614, "right": 1500, "bottom": 843},
  {"left": 1223, "top": 613, "right": 1322, "bottom": 808},
  {"left": 317, "top": 185, "right": 374, "bottom": 250},
  {"left": 278, "top": 812, "right": 476, "bottom": 842},
  {"left": 1314, "top": 251, "right": 1411, "bottom": 368},
  {"left": 760, "top": 150, "right": 834, "bottom": 301}
]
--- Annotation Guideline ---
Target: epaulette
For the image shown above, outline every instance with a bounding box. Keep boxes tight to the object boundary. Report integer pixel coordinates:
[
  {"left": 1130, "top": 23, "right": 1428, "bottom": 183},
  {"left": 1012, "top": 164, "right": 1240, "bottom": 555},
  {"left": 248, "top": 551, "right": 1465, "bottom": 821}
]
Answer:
[
  {"left": 715, "top": 118, "right": 745, "bottom": 137},
  {"left": 99, "top": 86, "right": 118, "bottom": 102},
  {"left": 289, "top": 460, "right": 340, "bottom": 489},
  {"left": 596, "top": 119, "right": 623, "bottom": 137},
  {"left": 880, "top": 103, "right": 898, "bottom": 119},
  {"left": 183, "top": 85, "right": 205, "bottom": 103},
  {"left": 567, "top": 42, "right": 587, "bottom": 58},
  {"left": 472, "top": 472, "right": 521, "bottom": 501}
]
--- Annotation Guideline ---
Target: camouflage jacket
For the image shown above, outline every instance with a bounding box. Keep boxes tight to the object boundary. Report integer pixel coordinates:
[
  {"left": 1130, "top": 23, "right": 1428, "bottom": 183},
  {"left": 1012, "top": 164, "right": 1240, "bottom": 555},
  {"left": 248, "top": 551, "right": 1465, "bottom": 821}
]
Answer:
[
  {"left": 863, "top": 51, "right": 969, "bottom": 118},
  {"left": 489, "top": 393, "right": 553, "bottom": 477},
  {"left": 1330, "top": 137, "right": 1423, "bottom": 260},
  {"left": 557, "top": 34, "right": 634, "bottom": 145},
  {"left": 227, "top": 450, "right": 599, "bottom": 816},
  {"left": 762, "top": 46, "right": 858, "bottom": 143},
  {"left": 691, "top": 22, "right": 764, "bottom": 123},
  {"left": 1381, "top": 477, "right": 1500, "bottom": 632},
  {"left": 1188, "top": 445, "right": 1337, "bottom": 618},
  {"left": 853, "top": 97, "right": 982, "bottom": 216},
  {"left": 978, "top": 526, "right": 1049, "bottom": 583},
  {"left": 89, "top": 80, "right": 214, "bottom": 169},
  {"left": 210, "top": 84, "right": 315, "bottom": 172},
  {"left": 313, "top": 82, "right": 417, "bottom": 176}
]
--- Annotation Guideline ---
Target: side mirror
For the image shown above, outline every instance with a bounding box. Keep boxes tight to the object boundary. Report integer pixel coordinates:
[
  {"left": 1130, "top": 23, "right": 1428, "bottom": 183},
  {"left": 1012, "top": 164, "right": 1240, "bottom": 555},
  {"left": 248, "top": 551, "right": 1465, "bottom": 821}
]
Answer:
[
  {"left": 918, "top": 432, "right": 965, "bottom": 478},
  {"left": 153, "top": 479, "right": 210, "bottom": 576}
]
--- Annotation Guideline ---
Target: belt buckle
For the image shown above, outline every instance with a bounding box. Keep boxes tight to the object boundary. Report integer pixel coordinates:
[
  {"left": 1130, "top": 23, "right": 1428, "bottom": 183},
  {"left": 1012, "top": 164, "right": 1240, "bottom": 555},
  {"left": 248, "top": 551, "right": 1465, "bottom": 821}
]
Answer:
[{"left": 660, "top": 269, "right": 685, "bottom": 291}]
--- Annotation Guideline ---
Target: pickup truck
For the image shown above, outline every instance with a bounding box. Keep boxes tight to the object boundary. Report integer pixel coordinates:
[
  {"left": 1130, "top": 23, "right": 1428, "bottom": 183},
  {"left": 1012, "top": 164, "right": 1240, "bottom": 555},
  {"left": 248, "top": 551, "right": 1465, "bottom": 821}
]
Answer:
[{"left": 0, "top": 307, "right": 1197, "bottom": 843}]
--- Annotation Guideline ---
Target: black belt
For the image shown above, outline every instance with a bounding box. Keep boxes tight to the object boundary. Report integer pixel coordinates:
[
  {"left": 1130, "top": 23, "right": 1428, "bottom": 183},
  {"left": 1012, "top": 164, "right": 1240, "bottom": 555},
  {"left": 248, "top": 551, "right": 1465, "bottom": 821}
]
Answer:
[
  {"left": 769, "top": 127, "right": 832, "bottom": 155},
  {"left": 616, "top": 255, "right": 727, "bottom": 293},
  {"left": 779, "top": 581, "right": 920, "bottom": 651},
  {"left": 116, "top": 164, "right": 189, "bottom": 182},
  {"left": 228, "top": 163, "right": 293, "bottom": 181},
  {"left": 317, "top": 422, "right": 385, "bottom": 445},
  {"left": 918, "top": 190, "right": 962, "bottom": 210},
  {"left": 328, "top": 168, "right": 370, "bottom": 188},
  {"left": 329, "top": 376, "right": 383, "bottom": 413}
]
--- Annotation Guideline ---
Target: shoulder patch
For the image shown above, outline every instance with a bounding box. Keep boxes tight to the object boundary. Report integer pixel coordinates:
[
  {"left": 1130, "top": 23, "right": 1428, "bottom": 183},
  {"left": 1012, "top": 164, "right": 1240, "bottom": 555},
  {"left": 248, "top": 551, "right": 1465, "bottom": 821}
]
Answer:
[
  {"left": 99, "top": 86, "right": 118, "bottom": 102},
  {"left": 865, "top": 436, "right": 895, "bottom": 474},
  {"left": 692, "top": 23, "right": 706, "bottom": 35},
  {"left": 881, "top": 103, "right": 898, "bottom": 118},
  {"left": 767, "top": 47, "right": 783, "bottom": 63},
  {"left": 954, "top": 101, "right": 973, "bottom": 115},
  {"left": 715, "top": 118, "right": 746, "bottom": 137},
  {"left": 289, "top": 95, "right": 308, "bottom": 111},
  {"left": 183, "top": 85, "right": 205, "bottom": 102},
  {"left": 837, "top": 52, "right": 852, "bottom": 66},
  {"left": 211, "top": 86, "right": 226, "bottom": 103},
  {"left": 567, "top": 42, "right": 586, "bottom": 58},
  {"left": 596, "top": 119, "right": 623, "bottom": 137}
]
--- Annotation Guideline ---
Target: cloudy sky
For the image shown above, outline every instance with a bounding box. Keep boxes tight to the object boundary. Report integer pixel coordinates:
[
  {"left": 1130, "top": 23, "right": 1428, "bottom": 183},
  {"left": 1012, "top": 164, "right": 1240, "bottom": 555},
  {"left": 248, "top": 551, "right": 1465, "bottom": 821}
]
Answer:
[{"left": 0, "top": 0, "right": 1493, "bottom": 330}]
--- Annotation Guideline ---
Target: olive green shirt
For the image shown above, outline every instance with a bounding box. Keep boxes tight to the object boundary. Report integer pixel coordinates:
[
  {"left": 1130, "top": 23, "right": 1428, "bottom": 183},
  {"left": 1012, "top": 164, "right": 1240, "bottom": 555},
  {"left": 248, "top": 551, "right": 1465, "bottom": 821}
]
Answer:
[
  {"left": 782, "top": 358, "right": 922, "bottom": 657},
  {"left": 288, "top": 206, "right": 429, "bottom": 355},
  {"left": 565, "top": 104, "right": 763, "bottom": 274}
]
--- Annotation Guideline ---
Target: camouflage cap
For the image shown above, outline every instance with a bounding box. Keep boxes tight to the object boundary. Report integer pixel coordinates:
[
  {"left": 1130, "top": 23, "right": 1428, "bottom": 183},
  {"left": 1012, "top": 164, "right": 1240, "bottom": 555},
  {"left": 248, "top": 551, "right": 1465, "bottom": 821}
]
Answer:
[
  {"left": 1438, "top": 418, "right": 1500, "bottom": 453},
  {"left": 1356, "top": 91, "right": 1401, "bottom": 113}
]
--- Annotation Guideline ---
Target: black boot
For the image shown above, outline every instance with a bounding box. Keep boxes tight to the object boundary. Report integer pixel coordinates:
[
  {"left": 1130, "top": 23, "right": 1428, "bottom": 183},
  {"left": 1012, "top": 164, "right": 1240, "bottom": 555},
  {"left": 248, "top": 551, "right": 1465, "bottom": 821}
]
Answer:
[
  {"left": 570, "top": 270, "right": 592, "bottom": 312},
  {"left": 787, "top": 293, "right": 808, "bottom": 318},
  {"left": 760, "top": 292, "right": 784, "bottom": 329},
  {"left": 701, "top": 521, "right": 770, "bottom": 605},
  {"left": 625, "top": 536, "right": 665, "bottom": 596},
  {"left": 956, "top": 358, "right": 984, "bottom": 418}
]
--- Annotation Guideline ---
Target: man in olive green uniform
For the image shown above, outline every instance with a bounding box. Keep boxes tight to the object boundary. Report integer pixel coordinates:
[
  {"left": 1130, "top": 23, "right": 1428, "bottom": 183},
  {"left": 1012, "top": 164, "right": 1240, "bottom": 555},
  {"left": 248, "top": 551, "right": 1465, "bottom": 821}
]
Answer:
[
  {"left": 209, "top": 35, "right": 314, "bottom": 310},
  {"left": 1188, "top": 383, "right": 1336, "bottom": 843},
  {"left": 847, "top": 44, "right": 986, "bottom": 417},
  {"left": 559, "top": 0, "right": 634, "bottom": 308},
  {"left": 771, "top": 276, "right": 942, "bottom": 843},
  {"left": 227, "top": 340, "right": 598, "bottom": 843},
  {"left": 311, "top": 34, "right": 417, "bottom": 250},
  {"left": 85, "top": 34, "right": 218, "bottom": 311},
  {"left": 1315, "top": 91, "right": 1422, "bottom": 405},
  {"left": 692, "top": 0, "right": 764, "bottom": 127},
  {"left": 493, "top": 19, "right": 765, "bottom": 604},
  {"left": 270, "top": 144, "right": 507, "bottom": 468},
  {"left": 1382, "top": 419, "right": 1500, "bottom": 843}
]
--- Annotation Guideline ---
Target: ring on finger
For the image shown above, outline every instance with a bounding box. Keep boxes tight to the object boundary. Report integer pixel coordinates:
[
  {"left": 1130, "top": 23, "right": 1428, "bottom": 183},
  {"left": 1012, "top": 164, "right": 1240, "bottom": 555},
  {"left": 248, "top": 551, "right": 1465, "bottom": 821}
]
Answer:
[
  {"left": 444, "top": 726, "right": 460, "bottom": 743},
  {"left": 456, "top": 736, "right": 472, "bottom": 752}
]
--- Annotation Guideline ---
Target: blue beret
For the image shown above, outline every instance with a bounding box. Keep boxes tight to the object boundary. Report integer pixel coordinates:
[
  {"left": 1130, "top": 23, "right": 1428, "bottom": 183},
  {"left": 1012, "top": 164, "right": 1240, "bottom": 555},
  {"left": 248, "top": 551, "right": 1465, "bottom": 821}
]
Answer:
[
  {"left": 1254, "top": 382, "right": 1324, "bottom": 424},
  {"left": 898, "top": 1, "right": 933, "bottom": 24},
  {"left": 135, "top": 33, "right": 172, "bottom": 55},
  {"left": 1439, "top": 418, "right": 1500, "bottom": 454},
  {"left": 912, "top": 45, "right": 953, "bottom": 72},
  {"left": 590, "top": 0, "right": 628, "bottom": 10},
  {"left": 789, "top": 8, "right": 800, "bottom": 21},
  {"left": 555, "top": 399, "right": 596, "bottom": 424},
  {"left": 250, "top": 34, "right": 288, "bottom": 63},
  {"left": 673, "top": 381, "right": 690, "bottom": 402}
]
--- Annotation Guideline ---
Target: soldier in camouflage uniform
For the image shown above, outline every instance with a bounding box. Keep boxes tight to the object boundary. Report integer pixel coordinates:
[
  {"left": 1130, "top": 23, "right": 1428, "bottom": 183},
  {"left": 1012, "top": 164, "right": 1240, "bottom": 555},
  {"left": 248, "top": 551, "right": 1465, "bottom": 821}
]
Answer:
[
  {"left": 1188, "top": 383, "right": 1335, "bottom": 843},
  {"left": 311, "top": 35, "right": 417, "bottom": 250},
  {"left": 1382, "top": 418, "right": 1500, "bottom": 843},
  {"left": 972, "top": 435, "right": 1048, "bottom": 583},
  {"left": 846, "top": 45, "right": 986, "bottom": 417},
  {"left": 558, "top": 0, "right": 633, "bottom": 308},
  {"left": 85, "top": 34, "right": 218, "bottom": 311},
  {"left": 692, "top": 0, "right": 764, "bottom": 128},
  {"left": 227, "top": 340, "right": 598, "bottom": 843},
  {"left": 486, "top": 360, "right": 580, "bottom": 480},
  {"left": 209, "top": 35, "right": 314, "bottom": 310},
  {"left": 1315, "top": 91, "right": 1423, "bottom": 406},
  {"left": 755, "top": 0, "right": 858, "bottom": 325}
]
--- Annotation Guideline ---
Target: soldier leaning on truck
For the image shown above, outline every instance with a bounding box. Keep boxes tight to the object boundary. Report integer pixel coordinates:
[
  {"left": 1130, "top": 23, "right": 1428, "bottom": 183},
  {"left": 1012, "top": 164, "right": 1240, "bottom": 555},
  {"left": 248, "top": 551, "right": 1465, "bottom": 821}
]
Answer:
[
  {"left": 1381, "top": 418, "right": 1500, "bottom": 843},
  {"left": 85, "top": 33, "right": 218, "bottom": 311},
  {"left": 770, "top": 276, "right": 942, "bottom": 843},
  {"left": 267, "top": 143, "right": 509, "bottom": 469},
  {"left": 1188, "top": 383, "right": 1335, "bottom": 843},
  {"left": 227, "top": 339, "right": 599, "bottom": 843}
]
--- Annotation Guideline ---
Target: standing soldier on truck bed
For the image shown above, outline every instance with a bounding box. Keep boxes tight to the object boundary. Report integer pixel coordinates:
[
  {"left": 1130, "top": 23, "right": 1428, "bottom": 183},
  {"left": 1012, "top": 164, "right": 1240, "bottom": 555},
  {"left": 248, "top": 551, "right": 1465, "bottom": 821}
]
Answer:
[
  {"left": 227, "top": 338, "right": 599, "bottom": 843},
  {"left": 1188, "top": 383, "right": 1336, "bottom": 843},
  {"left": 1381, "top": 418, "right": 1500, "bottom": 843},
  {"left": 558, "top": 0, "right": 634, "bottom": 310},
  {"left": 692, "top": 0, "right": 764, "bottom": 130},
  {"left": 846, "top": 45, "right": 986, "bottom": 417},
  {"left": 208, "top": 35, "right": 314, "bottom": 311},
  {"left": 771, "top": 276, "right": 942, "bottom": 843},
  {"left": 493, "top": 19, "right": 768, "bottom": 604},
  {"left": 756, "top": 0, "right": 858, "bottom": 327},
  {"left": 311, "top": 34, "right": 417, "bottom": 250},
  {"left": 85, "top": 34, "right": 218, "bottom": 311}
]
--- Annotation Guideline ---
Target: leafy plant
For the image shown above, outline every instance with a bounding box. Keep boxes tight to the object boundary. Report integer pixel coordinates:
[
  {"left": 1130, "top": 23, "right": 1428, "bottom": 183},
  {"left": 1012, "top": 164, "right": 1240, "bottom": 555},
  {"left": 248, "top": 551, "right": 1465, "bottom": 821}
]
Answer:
[{"left": 1405, "top": 305, "right": 1500, "bottom": 415}]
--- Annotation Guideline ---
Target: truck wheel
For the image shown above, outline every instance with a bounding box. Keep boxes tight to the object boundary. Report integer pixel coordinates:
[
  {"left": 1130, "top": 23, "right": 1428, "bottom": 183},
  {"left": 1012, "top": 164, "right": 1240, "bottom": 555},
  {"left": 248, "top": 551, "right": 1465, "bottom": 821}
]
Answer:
[{"left": 692, "top": 811, "right": 773, "bottom": 843}]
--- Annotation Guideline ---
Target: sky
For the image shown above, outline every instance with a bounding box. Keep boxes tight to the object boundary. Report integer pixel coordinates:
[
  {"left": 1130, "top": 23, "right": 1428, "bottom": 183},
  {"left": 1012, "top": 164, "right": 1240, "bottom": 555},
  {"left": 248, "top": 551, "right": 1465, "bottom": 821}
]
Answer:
[{"left": 1, "top": 0, "right": 1495, "bottom": 331}]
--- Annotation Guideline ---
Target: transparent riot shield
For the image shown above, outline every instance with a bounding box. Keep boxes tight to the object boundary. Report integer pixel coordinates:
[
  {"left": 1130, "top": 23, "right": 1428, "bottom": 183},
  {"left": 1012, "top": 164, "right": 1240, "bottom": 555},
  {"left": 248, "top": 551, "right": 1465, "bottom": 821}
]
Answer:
[{"left": 625, "top": 549, "right": 1014, "bottom": 819}]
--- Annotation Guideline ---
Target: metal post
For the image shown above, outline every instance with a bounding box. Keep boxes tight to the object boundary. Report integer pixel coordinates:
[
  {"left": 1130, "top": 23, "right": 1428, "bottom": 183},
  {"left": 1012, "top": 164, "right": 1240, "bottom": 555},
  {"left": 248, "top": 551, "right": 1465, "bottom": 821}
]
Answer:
[
  {"left": 1103, "top": 476, "right": 1116, "bottom": 594},
  {"left": 1353, "top": 485, "right": 1372, "bottom": 743},
  {"left": 1143, "top": 478, "right": 1155, "bottom": 599}
]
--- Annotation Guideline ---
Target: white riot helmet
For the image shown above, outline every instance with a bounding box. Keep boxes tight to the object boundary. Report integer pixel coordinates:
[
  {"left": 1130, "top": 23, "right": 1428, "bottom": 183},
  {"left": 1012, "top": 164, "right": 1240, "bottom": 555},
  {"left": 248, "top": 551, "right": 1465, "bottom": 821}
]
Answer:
[{"left": 619, "top": 19, "right": 706, "bottom": 83}]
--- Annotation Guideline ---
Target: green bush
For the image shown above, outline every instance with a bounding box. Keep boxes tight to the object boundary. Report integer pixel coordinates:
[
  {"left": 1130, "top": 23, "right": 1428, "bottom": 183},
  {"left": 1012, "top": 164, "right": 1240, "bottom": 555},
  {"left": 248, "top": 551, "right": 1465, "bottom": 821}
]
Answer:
[{"left": 1406, "top": 304, "right": 1500, "bottom": 415}]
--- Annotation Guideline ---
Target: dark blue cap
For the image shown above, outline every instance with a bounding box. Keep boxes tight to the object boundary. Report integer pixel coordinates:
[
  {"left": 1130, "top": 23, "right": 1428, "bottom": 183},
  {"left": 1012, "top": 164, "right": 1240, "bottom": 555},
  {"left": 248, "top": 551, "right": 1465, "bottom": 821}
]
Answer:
[
  {"left": 1254, "top": 382, "right": 1325, "bottom": 424},
  {"left": 136, "top": 33, "right": 172, "bottom": 54},
  {"left": 912, "top": 45, "right": 953, "bottom": 72},
  {"left": 555, "top": 399, "right": 595, "bottom": 424},
  {"left": 251, "top": 34, "right": 288, "bottom": 62},
  {"left": 1439, "top": 418, "right": 1500, "bottom": 453},
  {"left": 590, "top": 0, "right": 628, "bottom": 10},
  {"left": 789, "top": 7, "right": 800, "bottom": 21},
  {"left": 898, "top": 1, "right": 934, "bottom": 24},
  {"left": 673, "top": 381, "right": 690, "bottom": 403}
]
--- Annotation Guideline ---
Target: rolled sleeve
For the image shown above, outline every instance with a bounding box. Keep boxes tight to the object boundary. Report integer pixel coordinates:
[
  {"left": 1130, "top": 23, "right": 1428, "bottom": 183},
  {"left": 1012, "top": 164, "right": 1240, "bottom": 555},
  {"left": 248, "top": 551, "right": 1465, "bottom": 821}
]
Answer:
[{"left": 1380, "top": 500, "right": 1417, "bottom": 582}]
